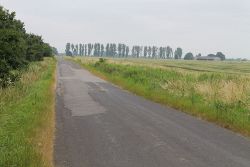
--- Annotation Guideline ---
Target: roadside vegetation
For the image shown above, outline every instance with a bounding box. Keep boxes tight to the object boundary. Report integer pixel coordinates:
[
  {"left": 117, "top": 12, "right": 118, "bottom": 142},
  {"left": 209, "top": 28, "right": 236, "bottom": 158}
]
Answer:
[
  {"left": 0, "top": 6, "right": 57, "bottom": 167},
  {"left": 0, "top": 58, "right": 56, "bottom": 167},
  {"left": 0, "top": 6, "right": 57, "bottom": 88},
  {"left": 70, "top": 57, "right": 250, "bottom": 136}
]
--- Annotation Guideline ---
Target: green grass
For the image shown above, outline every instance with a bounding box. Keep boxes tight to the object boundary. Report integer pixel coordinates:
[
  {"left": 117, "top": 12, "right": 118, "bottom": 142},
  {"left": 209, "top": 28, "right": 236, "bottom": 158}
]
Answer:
[
  {"left": 0, "top": 57, "right": 56, "bottom": 167},
  {"left": 70, "top": 57, "right": 250, "bottom": 136},
  {"left": 77, "top": 57, "right": 250, "bottom": 75},
  {"left": 115, "top": 58, "right": 250, "bottom": 74}
]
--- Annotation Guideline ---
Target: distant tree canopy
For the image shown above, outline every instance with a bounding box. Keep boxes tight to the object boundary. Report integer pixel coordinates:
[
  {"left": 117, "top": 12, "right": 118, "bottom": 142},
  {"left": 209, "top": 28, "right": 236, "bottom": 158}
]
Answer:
[
  {"left": 207, "top": 52, "right": 226, "bottom": 60},
  {"left": 65, "top": 42, "right": 177, "bottom": 59},
  {"left": 65, "top": 43, "right": 226, "bottom": 61},
  {"left": 174, "top": 48, "right": 183, "bottom": 59},
  {"left": 215, "top": 52, "right": 226, "bottom": 60},
  {"left": 196, "top": 53, "right": 202, "bottom": 57},
  {"left": 52, "top": 47, "right": 58, "bottom": 55},
  {"left": 0, "top": 6, "right": 56, "bottom": 87},
  {"left": 184, "top": 52, "right": 194, "bottom": 60}
]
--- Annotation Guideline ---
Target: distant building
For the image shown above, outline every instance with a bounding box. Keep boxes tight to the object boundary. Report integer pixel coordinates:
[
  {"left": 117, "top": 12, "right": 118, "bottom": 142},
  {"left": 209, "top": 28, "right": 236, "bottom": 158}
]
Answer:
[{"left": 196, "top": 56, "right": 221, "bottom": 61}]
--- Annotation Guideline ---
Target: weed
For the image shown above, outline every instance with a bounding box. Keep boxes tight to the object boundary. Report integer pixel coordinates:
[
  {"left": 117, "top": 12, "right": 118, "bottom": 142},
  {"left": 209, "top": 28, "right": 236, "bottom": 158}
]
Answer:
[
  {"left": 69, "top": 57, "right": 250, "bottom": 136},
  {"left": 0, "top": 58, "right": 56, "bottom": 167}
]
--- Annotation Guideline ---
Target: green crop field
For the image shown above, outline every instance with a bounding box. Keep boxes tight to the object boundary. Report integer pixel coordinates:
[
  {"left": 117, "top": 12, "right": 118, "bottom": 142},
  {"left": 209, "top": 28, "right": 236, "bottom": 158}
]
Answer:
[
  {"left": 76, "top": 57, "right": 250, "bottom": 75},
  {"left": 69, "top": 57, "right": 250, "bottom": 136}
]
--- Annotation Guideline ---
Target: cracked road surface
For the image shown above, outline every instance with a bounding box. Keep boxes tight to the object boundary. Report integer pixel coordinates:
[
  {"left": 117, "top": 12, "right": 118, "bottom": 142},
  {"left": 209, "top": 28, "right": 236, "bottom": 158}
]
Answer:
[{"left": 54, "top": 58, "right": 250, "bottom": 167}]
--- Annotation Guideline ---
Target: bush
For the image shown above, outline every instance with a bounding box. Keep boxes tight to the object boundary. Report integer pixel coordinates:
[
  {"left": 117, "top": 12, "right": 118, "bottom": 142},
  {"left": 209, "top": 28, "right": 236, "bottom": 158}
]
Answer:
[
  {"left": 99, "top": 58, "right": 106, "bottom": 63},
  {"left": 0, "top": 6, "right": 55, "bottom": 87}
]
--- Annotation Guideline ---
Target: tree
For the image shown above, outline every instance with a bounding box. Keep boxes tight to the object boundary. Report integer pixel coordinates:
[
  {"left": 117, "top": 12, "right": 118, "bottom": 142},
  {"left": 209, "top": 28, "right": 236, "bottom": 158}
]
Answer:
[
  {"left": 139, "top": 46, "right": 143, "bottom": 57},
  {"left": 125, "top": 46, "right": 129, "bottom": 57},
  {"left": 101, "top": 44, "right": 104, "bottom": 57},
  {"left": 143, "top": 46, "right": 147, "bottom": 58},
  {"left": 163, "top": 47, "right": 167, "bottom": 59},
  {"left": 159, "top": 47, "right": 167, "bottom": 59},
  {"left": 166, "top": 46, "right": 173, "bottom": 59},
  {"left": 196, "top": 53, "right": 201, "bottom": 57},
  {"left": 52, "top": 47, "right": 58, "bottom": 55},
  {"left": 0, "top": 6, "right": 26, "bottom": 33},
  {"left": 73, "top": 47, "right": 77, "bottom": 56},
  {"left": 121, "top": 44, "right": 126, "bottom": 57},
  {"left": 75, "top": 44, "right": 79, "bottom": 55},
  {"left": 174, "top": 47, "right": 182, "bottom": 59},
  {"left": 65, "top": 43, "right": 71, "bottom": 56},
  {"left": 118, "top": 43, "right": 122, "bottom": 57},
  {"left": 84, "top": 44, "right": 87, "bottom": 56},
  {"left": 0, "top": 6, "right": 54, "bottom": 87},
  {"left": 111, "top": 43, "right": 117, "bottom": 57},
  {"left": 184, "top": 52, "right": 194, "bottom": 60},
  {"left": 26, "top": 34, "right": 46, "bottom": 61},
  {"left": 131, "top": 46, "right": 136, "bottom": 57},
  {"left": 94, "top": 43, "right": 101, "bottom": 56},
  {"left": 106, "top": 44, "right": 110, "bottom": 56},
  {"left": 71, "top": 44, "right": 74, "bottom": 53},
  {"left": 79, "top": 44, "right": 82, "bottom": 56},
  {"left": 216, "top": 52, "right": 226, "bottom": 60},
  {"left": 81, "top": 43, "right": 85, "bottom": 56},
  {"left": 152, "top": 46, "right": 158, "bottom": 58},
  {"left": 0, "top": 30, "right": 27, "bottom": 69},
  {"left": 148, "top": 46, "right": 152, "bottom": 58},
  {"left": 132, "top": 45, "right": 141, "bottom": 58},
  {"left": 93, "top": 43, "right": 98, "bottom": 56},
  {"left": 0, "top": 7, "right": 27, "bottom": 71},
  {"left": 87, "top": 43, "right": 93, "bottom": 56},
  {"left": 159, "top": 47, "right": 163, "bottom": 59},
  {"left": 42, "top": 43, "right": 53, "bottom": 57}
]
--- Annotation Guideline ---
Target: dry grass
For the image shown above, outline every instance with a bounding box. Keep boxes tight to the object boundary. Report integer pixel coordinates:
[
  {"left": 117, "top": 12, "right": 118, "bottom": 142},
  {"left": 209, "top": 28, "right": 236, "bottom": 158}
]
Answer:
[
  {"left": 196, "top": 80, "right": 250, "bottom": 105},
  {"left": 33, "top": 64, "right": 56, "bottom": 167},
  {"left": 0, "top": 57, "right": 56, "bottom": 167}
]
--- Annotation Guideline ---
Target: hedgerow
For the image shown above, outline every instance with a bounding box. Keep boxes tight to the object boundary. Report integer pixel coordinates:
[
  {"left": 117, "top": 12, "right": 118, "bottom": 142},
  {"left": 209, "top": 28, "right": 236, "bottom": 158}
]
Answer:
[{"left": 0, "top": 6, "right": 55, "bottom": 87}]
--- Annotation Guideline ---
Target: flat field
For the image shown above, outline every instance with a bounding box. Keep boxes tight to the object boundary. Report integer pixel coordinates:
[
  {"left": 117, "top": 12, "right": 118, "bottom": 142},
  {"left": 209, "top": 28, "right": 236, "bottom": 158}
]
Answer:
[
  {"left": 70, "top": 56, "right": 250, "bottom": 136},
  {"left": 77, "top": 57, "right": 250, "bottom": 74}
]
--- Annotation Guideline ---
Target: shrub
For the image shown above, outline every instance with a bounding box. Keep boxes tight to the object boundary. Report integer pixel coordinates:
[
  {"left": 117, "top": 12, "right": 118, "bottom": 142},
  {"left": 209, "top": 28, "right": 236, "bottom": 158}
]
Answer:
[{"left": 0, "top": 6, "right": 54, "bottom": 87}]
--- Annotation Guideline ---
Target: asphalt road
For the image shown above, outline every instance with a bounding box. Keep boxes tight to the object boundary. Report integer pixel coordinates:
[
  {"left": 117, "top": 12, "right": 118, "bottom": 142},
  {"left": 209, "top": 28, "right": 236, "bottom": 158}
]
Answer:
[{"left": 54, "top": 58, "right": 250, "bottom": 167}]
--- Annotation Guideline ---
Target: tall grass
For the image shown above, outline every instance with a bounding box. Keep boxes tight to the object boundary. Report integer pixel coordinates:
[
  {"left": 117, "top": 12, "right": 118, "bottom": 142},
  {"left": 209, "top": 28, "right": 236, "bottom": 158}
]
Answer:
[
  {"left": 0, "top": 58, "right": 56, "bottom": 167},
  {"left": 71, "top": 57, "right": 250, "bottom": 136}
]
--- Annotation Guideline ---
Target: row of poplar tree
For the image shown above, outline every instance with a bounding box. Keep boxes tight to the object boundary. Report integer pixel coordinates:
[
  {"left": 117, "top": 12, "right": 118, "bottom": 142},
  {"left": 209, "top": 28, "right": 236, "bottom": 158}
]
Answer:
[{"left": 65, "top": 43, "right": 186, "bottom": 59}]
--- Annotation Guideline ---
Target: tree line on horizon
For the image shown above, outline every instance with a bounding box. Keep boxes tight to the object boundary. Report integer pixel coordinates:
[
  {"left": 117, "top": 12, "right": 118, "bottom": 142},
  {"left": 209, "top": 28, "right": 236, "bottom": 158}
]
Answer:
[
  {"left": 65, "top": 43, "right": 226, "bottom": 60},
  {"left": 0, "top": 6, "right": 57, "bottom": 87}
]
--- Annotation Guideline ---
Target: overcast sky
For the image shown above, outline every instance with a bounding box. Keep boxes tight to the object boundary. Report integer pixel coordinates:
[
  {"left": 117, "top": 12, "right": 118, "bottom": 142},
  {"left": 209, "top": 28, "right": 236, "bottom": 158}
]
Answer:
[{"left": 1, "top": 0, "right": 250, "bottom": 58}]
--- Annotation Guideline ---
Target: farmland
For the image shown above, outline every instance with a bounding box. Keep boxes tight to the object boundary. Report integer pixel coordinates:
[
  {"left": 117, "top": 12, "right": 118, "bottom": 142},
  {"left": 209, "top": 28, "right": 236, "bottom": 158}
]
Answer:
[{"left": 69, "top": 57, "right": 250, "bottom": 136}]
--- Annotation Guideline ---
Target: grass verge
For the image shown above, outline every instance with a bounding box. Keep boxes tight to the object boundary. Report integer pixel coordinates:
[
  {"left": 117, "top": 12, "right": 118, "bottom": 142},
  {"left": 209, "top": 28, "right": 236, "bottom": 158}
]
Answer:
[
  {"left": 69, "top": 57, "right": 250, "bottom": 137},
  {"left": 0, "top": 57, "right": 56, "bottom": 167}
]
